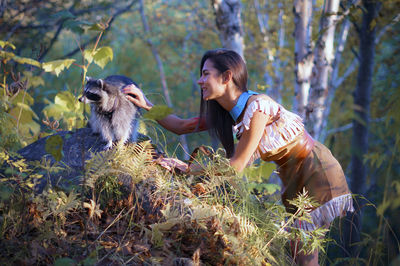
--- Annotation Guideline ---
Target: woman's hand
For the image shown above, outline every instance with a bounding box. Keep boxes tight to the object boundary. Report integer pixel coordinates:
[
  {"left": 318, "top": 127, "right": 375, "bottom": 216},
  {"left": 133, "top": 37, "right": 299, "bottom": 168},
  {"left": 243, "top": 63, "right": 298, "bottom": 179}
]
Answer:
[
  {"left": 123, "top": 84, "right": 153, "bottom": 111},
  {"left": 156, "top": 157, "right": 189, "bottom": 173}
]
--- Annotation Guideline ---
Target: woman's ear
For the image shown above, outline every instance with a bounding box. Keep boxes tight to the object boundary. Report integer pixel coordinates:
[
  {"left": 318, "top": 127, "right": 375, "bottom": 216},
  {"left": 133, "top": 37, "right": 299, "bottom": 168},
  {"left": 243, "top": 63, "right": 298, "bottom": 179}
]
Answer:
[{"left": 222, "top": 70, "right": 233, "bottom": 84}]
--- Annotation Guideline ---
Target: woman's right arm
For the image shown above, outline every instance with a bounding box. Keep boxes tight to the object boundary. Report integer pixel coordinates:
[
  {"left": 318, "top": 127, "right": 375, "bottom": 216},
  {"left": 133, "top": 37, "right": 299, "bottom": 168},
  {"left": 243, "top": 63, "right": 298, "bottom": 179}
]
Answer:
[{"left": 123, "top": 84, "right": 206, "bottom": 135}]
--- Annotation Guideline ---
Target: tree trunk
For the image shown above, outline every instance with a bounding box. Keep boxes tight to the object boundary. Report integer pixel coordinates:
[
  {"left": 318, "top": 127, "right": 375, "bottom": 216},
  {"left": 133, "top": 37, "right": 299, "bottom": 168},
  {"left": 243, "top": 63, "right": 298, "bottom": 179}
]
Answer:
[
  {"left": 272, "top": 3, "right": 285, "bottom": 104},
  {"left": 254, "top": 0, "right": 282, "bottom": 102},
  {"left": 307, "top": 0, "right": 340, "bottom": 139},
  {"left": 293, "top": 0, "right": 314, "bottom": 118},
  {"left": 139, "top": 0, "right": 189, "bottom": 159},
  {"left": 344, "top": 0, "right": 380, "bottom": 258},
  {"left": 320, "top": 16, "right": 353, "bottom": 142},
  {"left": 211, "top": 0, "right": 245, "bottom": 59}
]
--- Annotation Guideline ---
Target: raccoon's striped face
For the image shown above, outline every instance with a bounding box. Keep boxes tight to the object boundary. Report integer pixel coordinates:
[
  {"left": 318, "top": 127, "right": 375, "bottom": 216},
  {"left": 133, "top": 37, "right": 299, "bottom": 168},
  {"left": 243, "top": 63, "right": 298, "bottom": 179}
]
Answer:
[{"left": 79, "top": 77, "right": 105, "bottom": 103}]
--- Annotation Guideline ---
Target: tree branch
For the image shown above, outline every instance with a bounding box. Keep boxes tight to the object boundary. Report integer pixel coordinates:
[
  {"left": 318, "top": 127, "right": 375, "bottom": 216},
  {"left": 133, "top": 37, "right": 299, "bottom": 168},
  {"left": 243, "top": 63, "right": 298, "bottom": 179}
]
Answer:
[
  {"left": 59, "top": 1, "right": 137, "bottom": 59},
  {"left": 375, "top": 13, "right": 400, "bottom": 44},
  {"left": 325, "top": 117, "right": 384, "bottom": 136},
  {"left": 39, "top": 21, "right": 65, "bottom": 61}
]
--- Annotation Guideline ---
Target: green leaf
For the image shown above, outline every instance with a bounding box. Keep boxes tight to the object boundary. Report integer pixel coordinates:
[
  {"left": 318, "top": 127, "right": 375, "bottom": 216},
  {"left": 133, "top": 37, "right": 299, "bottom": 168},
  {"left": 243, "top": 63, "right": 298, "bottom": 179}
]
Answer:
[
  {"left": 83, "top": 49, "right": 94, "bottom": 64},
  {"left": 243, "top": 161, "right": 276, "bottom": 182},
  {"left": 42, "top": 103, "right": 67, "bottom": 120},
  {"left": 0, "top": 40, "right": 16, "bottom": 50},
  {"left": 45, "top": 135, "right": 64, "bottom": 161},
  {"left": 64, "top": 20, "right": 85, "bottom": 34},
  {"left": 14, "top": 55, "right": 41, "bottom": 68},
  {"left": 16, "top": 102, "right": 39, "bottom": 120},
  {"left": 54, "top": 91, "right": 77, "bottom": 111},
  {"left": 0, "top": 51, "right": 41, "bottom": 67},
  {"left": 22, "top": 71, "right": 45, "bottom": 88},
  {"left": 42, "top": 59, "right": 75, "bottom": 76},
  {"left": 9, "top": 107, "right": 33, "bottom": 124},
  {"left": 93, "top": 47, "right": 113, "bottom": 69},
  {"left": 0, "top": 50, "right": 15, "bottom": 60},
  {"left": 143, "top": 105, "right": 173, "bottom": 120}
]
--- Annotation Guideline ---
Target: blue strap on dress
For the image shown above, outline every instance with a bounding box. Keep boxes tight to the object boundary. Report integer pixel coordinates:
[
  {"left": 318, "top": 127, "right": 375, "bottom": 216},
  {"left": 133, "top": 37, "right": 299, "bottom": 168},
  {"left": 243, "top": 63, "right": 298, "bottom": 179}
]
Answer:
[{"left": 229, "top": 90, "right": 259, "bottom": 122}]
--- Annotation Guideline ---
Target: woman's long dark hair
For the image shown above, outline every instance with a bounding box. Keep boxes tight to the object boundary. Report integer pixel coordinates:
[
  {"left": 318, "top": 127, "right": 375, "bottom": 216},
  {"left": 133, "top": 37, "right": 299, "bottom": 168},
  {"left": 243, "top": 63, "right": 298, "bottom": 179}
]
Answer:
[{"left": 198, "top": 49, "right": 248, "bottom": 158}]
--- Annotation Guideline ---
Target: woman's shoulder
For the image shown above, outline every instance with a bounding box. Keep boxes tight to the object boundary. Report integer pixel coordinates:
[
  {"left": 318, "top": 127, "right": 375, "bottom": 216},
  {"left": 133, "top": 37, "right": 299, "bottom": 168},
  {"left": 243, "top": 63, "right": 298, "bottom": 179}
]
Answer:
[{"left": 247, "top": 93, "right": 276, "bottom": 105}]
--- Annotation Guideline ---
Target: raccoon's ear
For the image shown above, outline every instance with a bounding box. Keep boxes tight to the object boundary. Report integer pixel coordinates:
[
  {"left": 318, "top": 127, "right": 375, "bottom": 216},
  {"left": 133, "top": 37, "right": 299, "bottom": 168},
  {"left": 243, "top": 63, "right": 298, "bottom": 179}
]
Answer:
[
  {"left": 97, "top": 79, "right": 104, "bottom": 89},
  {"left": 85, "top": 76, "right": 93, "bottom": 82}
]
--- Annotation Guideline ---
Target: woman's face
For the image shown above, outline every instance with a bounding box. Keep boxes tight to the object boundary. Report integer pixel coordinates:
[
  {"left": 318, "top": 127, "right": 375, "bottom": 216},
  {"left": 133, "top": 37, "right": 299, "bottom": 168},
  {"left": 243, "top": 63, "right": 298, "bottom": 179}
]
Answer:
[{"left": 197, "top": 59, "right": 226, "bottom": 101}]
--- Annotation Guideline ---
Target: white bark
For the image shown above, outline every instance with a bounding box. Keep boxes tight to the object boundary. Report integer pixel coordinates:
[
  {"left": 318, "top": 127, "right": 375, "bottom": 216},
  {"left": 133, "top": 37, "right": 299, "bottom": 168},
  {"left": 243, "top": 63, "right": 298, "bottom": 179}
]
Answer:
[
  {"left": 211, "top": 0, "right": 245, "bottom": 59},
  {"left": 254, "top": 0, "right": 281, "bottom": 101},
  {"left": 293, "top": 0, "right": 314, "bottom": 118},
  {"left": 139, "top": 0, "right": 189, "bottom": 159},
  {"left": 307, "top": 0, "right": 340, "bottom": 139},
  {"left": 254, "top": 0, "right": 273, "bottom": 95}
]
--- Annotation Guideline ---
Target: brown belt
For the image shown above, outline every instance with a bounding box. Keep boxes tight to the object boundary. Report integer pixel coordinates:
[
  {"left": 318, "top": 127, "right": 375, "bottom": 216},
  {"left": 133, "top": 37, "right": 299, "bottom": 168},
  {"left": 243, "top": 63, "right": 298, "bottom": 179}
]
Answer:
[{"left": 275, "top": 131, "right": 315, "bottom": 168}]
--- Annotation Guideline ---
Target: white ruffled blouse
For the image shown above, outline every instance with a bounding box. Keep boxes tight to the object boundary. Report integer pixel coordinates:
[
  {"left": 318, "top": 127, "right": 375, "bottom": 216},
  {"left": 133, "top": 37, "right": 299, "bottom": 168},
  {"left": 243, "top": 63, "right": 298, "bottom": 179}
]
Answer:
[{"left": 233, "top": 97, "right": 304, "bottom": 161}]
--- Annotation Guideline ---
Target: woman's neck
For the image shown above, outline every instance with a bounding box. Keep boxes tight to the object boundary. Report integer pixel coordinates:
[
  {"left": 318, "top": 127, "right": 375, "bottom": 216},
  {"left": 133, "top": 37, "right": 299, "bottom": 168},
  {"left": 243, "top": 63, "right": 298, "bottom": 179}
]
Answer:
[{"left": 216, "top": 85, "right": 243, "bottom": 112}]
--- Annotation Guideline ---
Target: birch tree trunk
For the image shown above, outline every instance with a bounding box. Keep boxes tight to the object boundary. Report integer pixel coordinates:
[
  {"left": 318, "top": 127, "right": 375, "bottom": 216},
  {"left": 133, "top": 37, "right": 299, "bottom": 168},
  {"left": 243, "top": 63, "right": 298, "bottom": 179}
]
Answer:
[
  {"left": 307, "top": 0, "right": 340, "bottom": 139},
  {"left": 139, "top": 0, "right": 189, "bottom": 159},
  {"left": 211, "top": 0, "right": 245, "bottom": 59},
  {"left": 293, "top": 0, "right": 314, "bottom": 118},
  {"left": 254, "top": 0, "right": 282, "bottom": 102},
  {"left": 344, "top": 0, "right": 380, "bottom": 257},
  {"left": 319, "top": 17, "right": 352, "bottom": 142}
]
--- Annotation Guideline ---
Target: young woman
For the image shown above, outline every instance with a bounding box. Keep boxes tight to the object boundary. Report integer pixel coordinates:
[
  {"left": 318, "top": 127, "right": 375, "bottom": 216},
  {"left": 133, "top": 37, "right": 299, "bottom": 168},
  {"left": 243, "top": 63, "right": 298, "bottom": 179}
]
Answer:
[{"left": 123, "top": 48, "right": 353, "bottom": 265}]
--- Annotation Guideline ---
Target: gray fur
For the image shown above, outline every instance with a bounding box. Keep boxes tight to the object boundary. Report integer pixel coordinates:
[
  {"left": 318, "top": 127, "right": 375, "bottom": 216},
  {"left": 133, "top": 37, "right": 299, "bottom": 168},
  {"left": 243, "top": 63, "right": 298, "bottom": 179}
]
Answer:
[{"left": 79, "top": 75, "right": 140, "bottom": 149}]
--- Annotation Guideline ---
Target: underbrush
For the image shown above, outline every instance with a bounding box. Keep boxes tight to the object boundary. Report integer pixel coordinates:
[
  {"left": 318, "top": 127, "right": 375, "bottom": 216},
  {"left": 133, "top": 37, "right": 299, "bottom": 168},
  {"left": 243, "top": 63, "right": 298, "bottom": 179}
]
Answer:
[{"left": 0, "top": 142, "right": 328, "bottom": 265}]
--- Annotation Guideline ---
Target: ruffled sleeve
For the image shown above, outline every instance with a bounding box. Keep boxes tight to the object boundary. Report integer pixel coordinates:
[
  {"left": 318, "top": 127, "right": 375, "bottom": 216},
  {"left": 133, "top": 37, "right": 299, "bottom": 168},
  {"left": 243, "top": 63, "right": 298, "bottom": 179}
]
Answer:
[
  {"left": 242, "top": 98, "right": 280, "bottom": 130},
  {"left": 233, "top": 97, "right": 304, "bottom": 157},
  {"left": 233, "top": 97, "right": 281, "bottom": 137}
]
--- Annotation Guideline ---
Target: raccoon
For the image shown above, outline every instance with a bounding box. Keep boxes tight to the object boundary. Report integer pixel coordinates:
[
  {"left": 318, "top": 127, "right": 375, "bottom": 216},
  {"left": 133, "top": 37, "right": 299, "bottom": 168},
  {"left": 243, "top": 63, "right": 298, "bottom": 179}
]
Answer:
[{"left": 79, "top": 75, "right": 140, "bottom": 149}]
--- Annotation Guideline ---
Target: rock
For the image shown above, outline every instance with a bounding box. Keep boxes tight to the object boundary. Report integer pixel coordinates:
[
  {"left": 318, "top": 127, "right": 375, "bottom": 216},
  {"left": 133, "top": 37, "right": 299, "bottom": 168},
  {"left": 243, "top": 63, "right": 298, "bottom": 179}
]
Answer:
[{"left": 17, "top": 127, "right": 151, "bottom": 192}]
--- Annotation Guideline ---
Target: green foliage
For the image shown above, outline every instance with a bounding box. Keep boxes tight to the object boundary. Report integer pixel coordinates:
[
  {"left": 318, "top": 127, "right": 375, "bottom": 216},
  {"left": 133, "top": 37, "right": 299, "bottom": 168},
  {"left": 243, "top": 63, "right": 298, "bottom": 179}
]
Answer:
[
  {"left": 33, "top": 188, "right": 80, "bottom": 222},
  {"left": 143, "top": 104, "right": 173, "bottom": 121},
  {"left": 0, "top": 40, "right": 16, "bottom": 50},
  {"left": 83, "top": 46, "right": 113, "bottom": 69},
  {"left": 93, "top": 47, "right": 114, "bottom": 69},
  {"left": 83, "top": 141, "right": 156, "bottom": 207},
  {"left": 42, "top": 59, "right": 75, "bottom": 77},
  {"left": 243, "top": 161, "right": 278, "bottom": 195},
  {"left": 0, "top": 77, "right": 41, "bottom": 147},
  {"left": 43, "top": 91, "right": 86, "bottom": 131}
]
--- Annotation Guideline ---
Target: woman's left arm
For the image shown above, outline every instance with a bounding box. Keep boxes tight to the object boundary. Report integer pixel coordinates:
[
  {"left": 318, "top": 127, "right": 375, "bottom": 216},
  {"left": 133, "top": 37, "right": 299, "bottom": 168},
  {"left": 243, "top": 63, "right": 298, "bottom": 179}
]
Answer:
[{"left": 229, "top": 110, "right": 269, "bottom": 172}]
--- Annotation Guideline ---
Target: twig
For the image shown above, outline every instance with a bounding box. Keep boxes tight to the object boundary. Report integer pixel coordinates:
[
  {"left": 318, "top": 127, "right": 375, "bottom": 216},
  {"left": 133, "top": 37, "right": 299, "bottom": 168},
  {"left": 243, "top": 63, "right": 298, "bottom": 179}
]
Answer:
[
  {"left": 325, "top": 117, "right": 384, "bottom": 136},
  {"left": 38, "top": 21, "right": 65, "bottom": 61}
]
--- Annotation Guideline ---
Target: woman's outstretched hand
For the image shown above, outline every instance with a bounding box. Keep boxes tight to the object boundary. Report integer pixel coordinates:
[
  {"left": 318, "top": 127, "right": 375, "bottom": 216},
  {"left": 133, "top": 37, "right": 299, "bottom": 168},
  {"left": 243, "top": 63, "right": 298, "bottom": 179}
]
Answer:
[
  {"left": 155, "top": 157, "right": 189, "bottom": 173},
  {"left": 123, "top": 84, "right": 153, "bottom": 111}
]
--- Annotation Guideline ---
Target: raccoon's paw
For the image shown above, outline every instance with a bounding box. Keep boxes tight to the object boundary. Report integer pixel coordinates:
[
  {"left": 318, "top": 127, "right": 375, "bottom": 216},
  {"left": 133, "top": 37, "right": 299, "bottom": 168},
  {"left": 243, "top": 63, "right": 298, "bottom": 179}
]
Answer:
[{"left": 104, "top": 141, "right": 113, "bottom": 150}]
